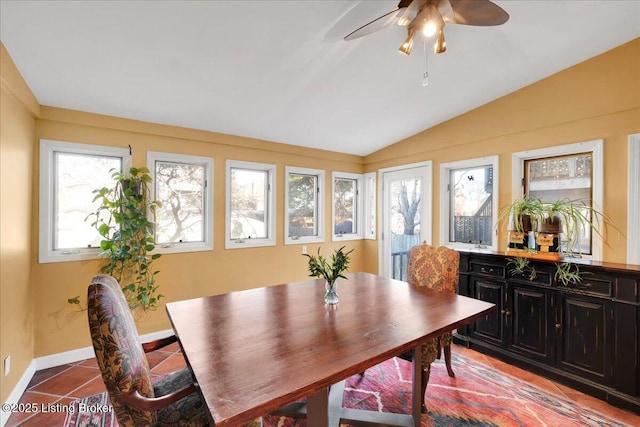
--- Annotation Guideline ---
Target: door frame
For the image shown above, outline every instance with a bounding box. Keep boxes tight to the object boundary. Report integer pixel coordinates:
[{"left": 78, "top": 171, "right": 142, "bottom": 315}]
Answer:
[
  {"left": 628, "top": 133, "right": 640, "bottom": 264},
  {"left": 378, "top": 161, "right": 433, "bottom": 277}
]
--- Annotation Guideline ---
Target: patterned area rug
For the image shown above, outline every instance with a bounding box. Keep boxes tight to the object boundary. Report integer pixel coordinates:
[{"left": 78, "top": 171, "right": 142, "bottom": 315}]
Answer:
[{"left": 65, "top": 354, "right": 630, "bottom": 427}]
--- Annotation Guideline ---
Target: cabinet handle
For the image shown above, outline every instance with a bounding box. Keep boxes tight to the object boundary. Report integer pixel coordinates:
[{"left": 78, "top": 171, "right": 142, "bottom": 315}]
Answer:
[
  {"left": 500, "top": 309, "right": 506, "bottom": 314},
  {"left": 555, "top": 323, "right": 562, "bottom": 330},
  {"left": 480, "top": 267, "right": 494, "bottom": 274},
  {"left": 501, "top": 309, "right": 511, "bottom": 316}
]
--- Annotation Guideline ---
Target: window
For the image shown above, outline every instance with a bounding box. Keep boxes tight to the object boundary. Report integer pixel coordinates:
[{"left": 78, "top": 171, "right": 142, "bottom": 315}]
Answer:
[
  {"left": 285, "top": 166, "right": 324, "bottom": 244},
  {"left": 364, "top": 172, "right": 376, "bottom": 240},
  {"left": 148, "top": 152, "right": 213, "bottom": 253},
  {"left": 513, "top": 140, "right": 604, "bottom": 260},
  {"left": 39, "top": 139, "right": 130, "bottom": 263},
  {"left": 332, "top": 172, "right": 364, "bottom": 241},
  {"left": 525, "top": 153, "right": 593, "bottom": 254},
  {"left": 440, "top": 156, "right": 499, "bottom": 251},
  {"left": 226, "top": 160, "right": 276, "bottom": 249}
]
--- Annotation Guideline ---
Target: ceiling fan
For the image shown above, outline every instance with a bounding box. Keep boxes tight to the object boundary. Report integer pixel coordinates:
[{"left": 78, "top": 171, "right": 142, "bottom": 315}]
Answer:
[{"left": 344, "top": 0, "right": 509, "bottom": 55}]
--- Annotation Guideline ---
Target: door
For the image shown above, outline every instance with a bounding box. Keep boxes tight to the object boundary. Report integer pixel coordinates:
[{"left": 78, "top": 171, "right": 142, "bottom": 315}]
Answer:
[
  {"left": 557, "top": 293, "right": 612, "bottom": 385},
  {"left": 380, "top": 162, "right": 432, "bottom": 280},
  {"left": 508, "top": 285, "right": 555, "bottom": 364},
  {"left": 470, "top": 277, "right": 507, "bottom": 347}
]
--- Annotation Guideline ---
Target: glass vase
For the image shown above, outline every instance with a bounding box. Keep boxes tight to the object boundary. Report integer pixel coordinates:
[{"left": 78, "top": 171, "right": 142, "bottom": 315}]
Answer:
[{"left": 324, "top": 280, "right": 339, "bottom": 304}]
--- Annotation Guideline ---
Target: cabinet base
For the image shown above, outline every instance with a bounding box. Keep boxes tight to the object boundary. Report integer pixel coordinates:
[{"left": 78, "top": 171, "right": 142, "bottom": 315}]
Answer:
[{"left": 453, "top": 334, "right": 640, "bottom": 415}]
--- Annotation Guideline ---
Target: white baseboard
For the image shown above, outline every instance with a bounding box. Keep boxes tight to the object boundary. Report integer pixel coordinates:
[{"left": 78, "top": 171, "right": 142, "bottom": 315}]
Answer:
[
  {"left": 1, "top": 359, "right": 36, "bottom": 427},
  {"left": 0, "top": 328, "right": 174, "bottom": 427},
  {"left": 34, "top": 328, "right": 174, "bottom": 370}
]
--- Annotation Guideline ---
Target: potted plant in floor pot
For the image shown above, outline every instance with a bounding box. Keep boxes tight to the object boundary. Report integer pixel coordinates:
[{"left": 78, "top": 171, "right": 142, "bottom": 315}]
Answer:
[
  {"left": 304, "top": 246, "right": 354, "bottom": 304},
  {"left": 69, "top": 166, "right": 163, "bottom": 312}
]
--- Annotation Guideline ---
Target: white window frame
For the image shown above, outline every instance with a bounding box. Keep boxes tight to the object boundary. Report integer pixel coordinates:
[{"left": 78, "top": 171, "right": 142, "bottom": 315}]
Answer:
[
  {"left": 512, "top": 139, "right": 604, "bottom": 261},
  {"left": 332, "top": 171, "right": 364, "bottom": 241},
  {"left": 39, "top": 139, "right": 131, "bottom": 263},
  {"left": 628, "top": 133, "right": 640, "bottom": 265},
  {"left": 284, "top": 166, "right": 325, "bottom": 245},
  {"left": 364, "top": 172, "right": 377, "bottom": 240},
  {"left": 225, "top": 160, "right": 276, "bottom": 249},
  {"left": 147, "top": 151, "right": 214, "bottom": 254},
  {"left": 439, "top": 155, "right": 499, "bottom": 251}
]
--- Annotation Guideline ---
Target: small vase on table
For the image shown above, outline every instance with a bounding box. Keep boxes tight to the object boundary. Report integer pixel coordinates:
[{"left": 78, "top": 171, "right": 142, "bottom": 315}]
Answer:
[{"left": 324, "top": 280, "right": 339, "bottom": 305}]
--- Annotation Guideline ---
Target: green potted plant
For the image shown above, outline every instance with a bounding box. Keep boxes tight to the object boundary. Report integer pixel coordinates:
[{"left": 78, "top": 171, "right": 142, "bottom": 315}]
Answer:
[
  {"left": 501, "top": 196, "right": 611, "bottom": 286},
  {"left": 498, "top": 196, "right": 543, "bottom": 251},
  {"left": 304, "top": 246, "right": 353, "bottom": 304},
  {"left": 537, "top": 198, "right": 604, "bottom": 257},
  {"left": 69, "top": 166, "right": 163, "bottom": 312}
]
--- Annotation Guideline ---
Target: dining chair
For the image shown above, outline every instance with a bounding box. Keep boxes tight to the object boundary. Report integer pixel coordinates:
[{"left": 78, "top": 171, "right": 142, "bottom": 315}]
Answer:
[
  {"left": 404, "top": 243, "right": 459, "bottom": 385},
  {"left": 363, "top": 243, "right": 460, "bottom": 413},
  {"left": 87, "top": 274, "right": 262, "bottom": 427}
]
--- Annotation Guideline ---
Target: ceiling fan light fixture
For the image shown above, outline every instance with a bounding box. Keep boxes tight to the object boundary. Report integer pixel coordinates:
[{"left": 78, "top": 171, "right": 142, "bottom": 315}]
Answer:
[
  {"left": 421, "top": 2, "right": 442, "bottom": 38},
  {"left": 397, "top": 15, "right": 411, "bottom": 26},
  {"left": 422, "top": 21, "right": 437, "bottom": 37},
  {"left": 434, "top": 28, "right": 446, "bottom": 53},
  {"left": 399, "top": 27, "right": 417, "bottom": 55}
]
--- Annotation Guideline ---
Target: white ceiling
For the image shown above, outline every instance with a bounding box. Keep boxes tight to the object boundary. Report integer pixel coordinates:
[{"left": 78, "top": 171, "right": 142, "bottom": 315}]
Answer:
[{"left": 1, "top": 1, "right": 639, "bottom": 156}]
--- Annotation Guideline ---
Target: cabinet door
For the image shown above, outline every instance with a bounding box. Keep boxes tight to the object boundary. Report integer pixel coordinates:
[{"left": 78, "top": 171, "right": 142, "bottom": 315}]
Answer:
[
  {"left": 557, "top": 293, "right": 612, "bottom": 386},
  {"left": 470, "top": 277, "right": 506, "bottom": 347},
  {"left": 508, "top": 285, "right": 555, "bottom": 364}
]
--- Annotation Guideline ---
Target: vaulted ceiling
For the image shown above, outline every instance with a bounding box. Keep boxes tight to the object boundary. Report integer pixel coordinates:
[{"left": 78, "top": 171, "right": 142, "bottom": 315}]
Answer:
[{"left": 1, "top": 1, "right": 639, "bottom": 155}]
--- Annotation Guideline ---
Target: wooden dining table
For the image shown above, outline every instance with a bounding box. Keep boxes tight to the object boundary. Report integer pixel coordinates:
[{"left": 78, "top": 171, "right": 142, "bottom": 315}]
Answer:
[{"left": 166, "top": 272, "right": 495, "bottom": 427}]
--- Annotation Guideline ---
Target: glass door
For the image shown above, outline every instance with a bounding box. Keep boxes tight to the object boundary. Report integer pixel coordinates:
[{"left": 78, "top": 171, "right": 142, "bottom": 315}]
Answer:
[{"left": 381, "top": 163, "right": 432, "bottom": 279}]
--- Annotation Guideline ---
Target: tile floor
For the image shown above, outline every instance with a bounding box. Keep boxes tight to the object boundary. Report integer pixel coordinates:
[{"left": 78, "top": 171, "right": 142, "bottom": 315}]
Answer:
[{"left": 5, "top": 343, "right": 640, "bottom": 426}]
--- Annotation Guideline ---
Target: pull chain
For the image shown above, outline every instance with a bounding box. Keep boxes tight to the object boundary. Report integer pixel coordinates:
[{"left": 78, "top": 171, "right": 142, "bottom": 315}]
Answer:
[{"left": 422, "top": 38, "right": 429, "bottom": 87}]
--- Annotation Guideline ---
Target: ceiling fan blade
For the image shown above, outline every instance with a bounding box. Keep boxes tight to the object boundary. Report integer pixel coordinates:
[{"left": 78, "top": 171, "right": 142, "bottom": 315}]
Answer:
[
  {"left": 397, "top": 0, "right": 424, "bottom": 26},
  {"left": 437, "top": 0, "right": 456, "bottom": 23},
  {"left": 448, "top": 0, "right": 509, "bottom": 26},
  {"left": 344, "top": 7, "right": 402, "bottom": 40}
]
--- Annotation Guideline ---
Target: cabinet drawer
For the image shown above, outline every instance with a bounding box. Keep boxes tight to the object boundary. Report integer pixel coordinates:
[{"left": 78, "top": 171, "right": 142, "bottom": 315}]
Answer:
[
  {"left": 564, "top": 277, "right": 612, "bottom": 296},
  {"left": 470, "top": 261, "right": 505, "bottom": 278},
  {"left": 615, "top": 276, "right": 639, "bottom": 302},
  {"left": 509, "top": 270, "right": 553, "bottom": 287}
]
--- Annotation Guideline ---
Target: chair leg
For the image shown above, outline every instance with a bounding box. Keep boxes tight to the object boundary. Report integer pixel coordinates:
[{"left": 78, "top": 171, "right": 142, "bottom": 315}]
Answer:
[
  {"left": 444, "top": 344, "right": 455, "bottom": 378},
  {"left": 421, "top": 367, "right": 430, "bottom": 413}
]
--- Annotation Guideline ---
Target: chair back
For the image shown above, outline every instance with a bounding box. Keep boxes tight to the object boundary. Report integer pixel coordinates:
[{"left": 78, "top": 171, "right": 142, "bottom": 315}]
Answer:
[
  {"left": 88, "top": 274, "right": 156, "bottom": 426},
  {"left": 406, "top": 244, "right": 459, "bottom": 294}
]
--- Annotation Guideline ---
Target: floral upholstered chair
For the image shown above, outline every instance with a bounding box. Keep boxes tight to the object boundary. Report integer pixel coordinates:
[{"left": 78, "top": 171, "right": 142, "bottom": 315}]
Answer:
[
  {"left": 404, "top": 243, "right": 460, "bottom": 411},
  {"left": 87, "top": 274, "right": 262, "bottom": 427}
]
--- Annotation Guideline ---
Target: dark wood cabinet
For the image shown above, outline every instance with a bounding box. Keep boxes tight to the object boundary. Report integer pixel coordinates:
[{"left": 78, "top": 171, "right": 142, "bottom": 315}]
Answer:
[
  {"left": 557, "top": 292, "right": 612, "bottom": 384},
  {"left": 508, "top": 284, "right": 555, "bottom": 364},
  {"left": 471, "top": 277, "right": 506, "bottom": 346},
  {"left": 455, "top": 250, "right": 640, "bottom": 414}
]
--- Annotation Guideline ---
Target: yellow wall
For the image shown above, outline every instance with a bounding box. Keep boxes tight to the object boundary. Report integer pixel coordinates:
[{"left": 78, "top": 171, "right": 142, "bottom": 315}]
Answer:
[
  {"left": 0, "top": 44, "right": 39, "bottom": 402},
  {"left": 1, "top": 38, "right": 639, "bottom": 404},
  {"left": 365, "top": 38, "right": 640, "bottom": 266},
  {"left": 32, "top": 107, "right": 367, "bottom": 357}
]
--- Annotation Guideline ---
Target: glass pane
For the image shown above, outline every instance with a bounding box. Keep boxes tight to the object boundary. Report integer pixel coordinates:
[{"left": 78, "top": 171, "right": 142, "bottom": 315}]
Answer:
[
  {"left": 230, "top": 168, "right": 268, "bottom": 239},
  {"left": 389, "top": 177, "right": 421, "bottom": 280},
  {"left": 288, "top": 173, "right": 317, "bottom": 237},
  {"left": 54, "top": 152, "right": 121, "bottom": 249},
  {"left": 334, "top": 178, "right": 356, "bottom": 234},
  {"left": 450, "top": 166, "right": 494, "bottom": 245},
  {"left": 155, "top": 161, "right": 205, "bottom": 244},
  {"left": 526, "top": 153, "right": 592, "bottom": 254}
]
